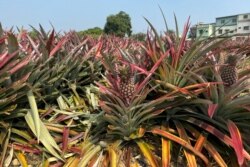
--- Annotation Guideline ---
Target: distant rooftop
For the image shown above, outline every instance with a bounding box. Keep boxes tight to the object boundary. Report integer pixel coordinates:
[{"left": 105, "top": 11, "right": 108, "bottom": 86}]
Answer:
[
  {"left": 216, "top": 12, "right": 250, "bottom": 19},
  {"left": 195, "top": 22, "right": 215, "bottom": 26}
]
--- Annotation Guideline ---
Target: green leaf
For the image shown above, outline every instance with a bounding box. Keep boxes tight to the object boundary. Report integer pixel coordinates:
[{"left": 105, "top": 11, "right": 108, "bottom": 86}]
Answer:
[
  {"left": 158, "top": 5, "right": 169, "bottom": 31},
  {"left": 26, "top": 90, "right": 40, "bottom": 141},
  {"left": 7, "top": 33, "right": 18, "bottom": 54},
  {"left": 25, "top": 111, "right": 63, "bottom": 161},
  {"left": 0, "top": 128, "right": 11, "bottom": 166}
]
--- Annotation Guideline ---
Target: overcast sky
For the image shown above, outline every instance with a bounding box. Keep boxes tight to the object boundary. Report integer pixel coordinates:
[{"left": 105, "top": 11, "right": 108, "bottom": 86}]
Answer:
[{"left": 1, "top": 0, "right": 250, "bottom": 33}]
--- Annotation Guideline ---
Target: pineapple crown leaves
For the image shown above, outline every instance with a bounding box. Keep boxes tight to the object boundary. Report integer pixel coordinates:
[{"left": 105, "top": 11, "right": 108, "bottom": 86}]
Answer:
[
  {"left": 98, "top": 87, "right": 167, "bottom": 140},
  {"left": 226, "top": 54, "right": 238, "bottom": 65}
]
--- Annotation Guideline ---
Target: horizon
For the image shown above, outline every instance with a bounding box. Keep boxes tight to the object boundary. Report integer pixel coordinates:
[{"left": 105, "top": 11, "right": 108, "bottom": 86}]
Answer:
[{"left": 1, "top": 0, "right": 250, "bottom": 34}]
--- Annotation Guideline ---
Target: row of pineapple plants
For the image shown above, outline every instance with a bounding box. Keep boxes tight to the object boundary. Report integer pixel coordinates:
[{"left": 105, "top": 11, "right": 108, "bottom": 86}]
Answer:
[{"left": 0, "top": 15, "right": 250, "bottom": 166}]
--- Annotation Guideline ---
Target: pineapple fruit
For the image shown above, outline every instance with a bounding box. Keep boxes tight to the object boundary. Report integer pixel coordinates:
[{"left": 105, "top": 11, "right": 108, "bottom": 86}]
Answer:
[
  {"left": 115, "top": 64, "right": 136, "bottom": 104},
  {"left": 220, "top": 54, "right": 238, "bottom": 86},
  {"left": 120, "top": 75, "right": 135, "bottom": 103}
]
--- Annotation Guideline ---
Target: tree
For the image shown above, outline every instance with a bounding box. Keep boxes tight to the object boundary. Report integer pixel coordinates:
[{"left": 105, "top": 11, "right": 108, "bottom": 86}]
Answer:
[
  {"left": 131, "top": 32, "right": 146, "bottom": 41},
  {"left": 104, "top": 11, "right": 132, "bottom": 37},
  {"left": 78, "top": 27, "right": 103, "bottom": 38}
]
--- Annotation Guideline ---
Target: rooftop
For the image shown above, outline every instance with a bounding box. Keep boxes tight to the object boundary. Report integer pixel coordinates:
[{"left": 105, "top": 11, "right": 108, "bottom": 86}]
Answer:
[{"left": 216, "top": 12, "right": 250, "bottom": 19}]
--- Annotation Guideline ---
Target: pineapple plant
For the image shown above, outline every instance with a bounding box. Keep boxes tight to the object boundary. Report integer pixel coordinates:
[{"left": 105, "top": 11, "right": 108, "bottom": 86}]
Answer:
[
  {"left": 220, "top": 54, "right": 238, "bottom": 86},
  {"left": 0, "top": 14, "right": 250, "bottom": 166},
  {"left": 0, "top": 25, "right": 104, "bottom": 165}
]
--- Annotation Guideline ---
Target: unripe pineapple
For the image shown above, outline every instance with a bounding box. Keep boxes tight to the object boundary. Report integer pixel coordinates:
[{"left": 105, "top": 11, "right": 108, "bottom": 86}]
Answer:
[
  {"left": 220, "top": 55, "right": 238, "bottom": 86},
  {"left": 120, "top": 75, "right": 135, "bottom": 103},
  {"left": 116, "top": 65, "right": 136, "bottom": 103}
]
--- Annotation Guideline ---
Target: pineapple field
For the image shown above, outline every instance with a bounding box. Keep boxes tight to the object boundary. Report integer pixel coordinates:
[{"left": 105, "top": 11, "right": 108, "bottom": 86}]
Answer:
[{"left": 0, "top": 17, "right": 250, "bottom": 167}]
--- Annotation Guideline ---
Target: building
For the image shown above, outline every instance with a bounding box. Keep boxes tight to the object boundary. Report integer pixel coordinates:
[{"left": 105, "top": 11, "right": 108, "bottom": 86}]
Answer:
[
  {"left": 237, "top": 13, "right": 250, "bottom": 36},
  {"left": 191, "top": 13, "right": 250, "bottom": 39},
  {"left": 215, "top": 15, "right": 238, "bottom": 37},
  {"left": 196, "top": 23, "right": 215, "bottom": 39},
  {"left": 188, "top": 23, "right": 215, "bottom": 39}
]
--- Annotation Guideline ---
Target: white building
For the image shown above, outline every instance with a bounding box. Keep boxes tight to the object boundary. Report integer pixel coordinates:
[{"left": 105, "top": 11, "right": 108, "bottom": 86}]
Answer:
[
  {"left": 237, "top": 13, "right": 250, "bottom": 35},
  {"left": 191, "top": 13, "right": 250, "bottom": 39},
  {"left": 215, "top": 15, "right": 238, "bottom": 37}
]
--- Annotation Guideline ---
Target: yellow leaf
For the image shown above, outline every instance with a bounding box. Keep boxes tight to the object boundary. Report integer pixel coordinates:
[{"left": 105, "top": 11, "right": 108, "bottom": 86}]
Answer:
[
  {"left": 162, "top": 137, "right": 171, "bottom": 167},
  {"left": 136, "top": 140, "right": 159, "bottom": 167},
  {"left": 109, "top": 147, "right": 117, "bottom": 167},
  {"left": 16, "top": 152, "right": 28, "bottom": 167}
]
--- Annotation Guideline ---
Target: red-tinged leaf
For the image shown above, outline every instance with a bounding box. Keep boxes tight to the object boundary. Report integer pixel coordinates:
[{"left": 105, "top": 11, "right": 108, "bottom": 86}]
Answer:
[
  {"left": 49, "top": 161, "right": 64, "bottom": 167},
  {"left": 46, "top": 29, "right": 55, "bottom": 53},
  {"left": 0, "top": 51, "right": 18, "bottom": 69},
  {"left": 124, "top": 148, "right": 131, "bottom": 167},
  {"left": 0, "top": 52, "right": 8, "bottom": 66},
  {"left": 68, "top": 132, "right": 84, "bottom": 143},
  {"left": 208, "top": 104, "right": 218, "bottom": 118},
  {"left": 62, "top": 126, "right": 70, "bottom": 154},
  {"left": 9, "top": 55, "right": 31, "bottom": 74},
  {"left": 26, "top": 34, "right": 41, "bottom": 56},
  {"left": 40, "top": 108, "right": 54, "bottom": 118},
  {"left": 136, "top": 49, "right": 170, "bottom": 93},
  {"left": 67, "top": 147, "right": 82, "bottom": 155},
  {"left": 53, "top": 114, "right": 69, "bottom": 123},
  {"left": 186, "top": 117, "right": 250, "bottom": 161},
  {"left": 147, "top": 109, "right": 163, "bottom": 116},
  {"left": 95, "top": 41, "right": 103, "bottom": 58},
  {"left": 0, "top": 36, "right": 6, "bottom": 44},
  {"left": 244, "top": 150, "right": 250, "bottom": 160},
  {"left": 98, "top": 85, "right": 108, "bottom": 94},
  {"left": 178, "top": 87, "right": 191, "bottom": 95},
  {"left": 174, "top": 17, "right": 190, "bottom": 68},
  {"left": 184, "top": 82, "right": 223, "bottom": 90},
  {"left": 184, "top": 124, "right": 228, "bottom": 167},
  {"left": 88, "top": 154, "right": 99, "bottom": 167},
  {"left": 49, "top": 37, "right": 67, "bottom": 57},
  {"left": 122, "top": 61, "right": 150, "bottom": 75},
  {"left": 227, "top": 120, "right": 244, "bottom": 166},
  {"left": 186, "top": 118, "right": 232, "bottom": 144},
  {"left": 12, "top": 143, "right": 41, "bottom": 153}
]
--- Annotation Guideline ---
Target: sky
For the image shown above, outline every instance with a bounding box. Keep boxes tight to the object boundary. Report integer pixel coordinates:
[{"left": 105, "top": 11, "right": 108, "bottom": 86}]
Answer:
[{"left": 1, "top": 0, "right": 250, "bottom": 34}]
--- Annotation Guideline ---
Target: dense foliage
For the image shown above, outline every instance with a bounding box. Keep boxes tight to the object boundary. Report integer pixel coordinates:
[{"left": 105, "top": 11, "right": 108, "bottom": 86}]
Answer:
[
  {"left": 78, "top": 27, "right": 103, "bottom": 38},
  {"left": 0, "top": 17, "right": 250, "bottom": 167},
  {"left": 104, "top": 11, "right": 132, "bottom": 37}
]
